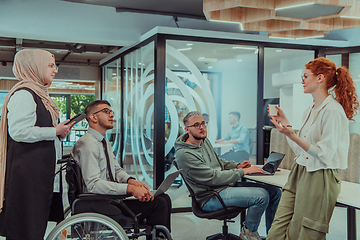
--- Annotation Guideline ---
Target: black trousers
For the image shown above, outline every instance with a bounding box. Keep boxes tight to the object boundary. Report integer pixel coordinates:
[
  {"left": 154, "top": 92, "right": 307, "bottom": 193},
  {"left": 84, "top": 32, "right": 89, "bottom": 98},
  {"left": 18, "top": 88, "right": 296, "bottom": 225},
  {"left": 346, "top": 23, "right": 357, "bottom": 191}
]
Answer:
[
  {"left": 121, "top": 193, "right": 172, "bottom": 232},
  {"left": 220, "top": 150, "right": 250, "bottom": 163}
]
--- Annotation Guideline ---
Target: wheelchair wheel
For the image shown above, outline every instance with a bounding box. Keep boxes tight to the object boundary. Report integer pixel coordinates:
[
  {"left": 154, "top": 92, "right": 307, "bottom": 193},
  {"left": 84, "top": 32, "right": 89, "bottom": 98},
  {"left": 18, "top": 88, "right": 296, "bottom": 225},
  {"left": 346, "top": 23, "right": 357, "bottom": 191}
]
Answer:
[{"left": 46, "top": 212, "right": 129, "bottom": 240}]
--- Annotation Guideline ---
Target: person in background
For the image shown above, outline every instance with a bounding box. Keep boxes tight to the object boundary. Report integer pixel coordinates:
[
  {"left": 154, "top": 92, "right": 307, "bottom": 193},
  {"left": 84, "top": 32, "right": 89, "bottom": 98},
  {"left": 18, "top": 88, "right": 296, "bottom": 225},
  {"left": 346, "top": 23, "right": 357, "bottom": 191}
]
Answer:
[
  {"left": 71, "top": 100, "right": 171, "bottom": 238},
  {"left": 0, "top": 49, "right": 74, "bottom": 240},
  {"left": 215, "top": 111, "right": 250, "bottom": 163},
  {"left": 267, "top": 57, "right": 359, "bottom": 240},
  {"left": 202, "top": 113, "right": 209, "bottom": 123},
  {"left": 175, "top": 111, "right": 281, "bottom": 240}
]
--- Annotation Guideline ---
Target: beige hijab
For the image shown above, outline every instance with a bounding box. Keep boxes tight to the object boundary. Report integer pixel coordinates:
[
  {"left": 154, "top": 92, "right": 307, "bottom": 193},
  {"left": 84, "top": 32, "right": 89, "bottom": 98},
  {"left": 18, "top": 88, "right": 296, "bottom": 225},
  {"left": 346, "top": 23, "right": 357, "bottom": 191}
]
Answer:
[{"left": 0, "top": 49, "right": 59, "bottom": 211}]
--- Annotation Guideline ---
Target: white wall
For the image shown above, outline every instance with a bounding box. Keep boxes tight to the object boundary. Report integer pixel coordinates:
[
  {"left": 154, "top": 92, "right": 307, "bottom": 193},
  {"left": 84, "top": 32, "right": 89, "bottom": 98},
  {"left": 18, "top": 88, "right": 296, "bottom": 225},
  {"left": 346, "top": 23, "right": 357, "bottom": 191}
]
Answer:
[
  {"left": 0, "top": 64, "right": 15, "bottom": 78},
  {"left": 214, "top": 54, "right": 258, "bottom": 138}
]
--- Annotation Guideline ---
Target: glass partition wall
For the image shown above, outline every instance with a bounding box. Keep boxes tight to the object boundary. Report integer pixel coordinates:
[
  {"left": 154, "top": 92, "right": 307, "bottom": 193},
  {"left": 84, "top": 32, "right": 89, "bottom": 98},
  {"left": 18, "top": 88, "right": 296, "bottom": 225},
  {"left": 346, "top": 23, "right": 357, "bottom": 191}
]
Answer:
[{"left": 100, "top": 34, "right": 328, "bottom": 208}]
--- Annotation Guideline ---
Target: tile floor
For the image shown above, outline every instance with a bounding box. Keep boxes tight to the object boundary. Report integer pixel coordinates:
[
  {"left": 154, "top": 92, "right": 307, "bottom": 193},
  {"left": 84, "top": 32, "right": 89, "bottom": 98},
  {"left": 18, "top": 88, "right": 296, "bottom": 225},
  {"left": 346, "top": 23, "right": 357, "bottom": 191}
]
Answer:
[{"left": 1, "top": 186, "right": 359, "bottom": 239}]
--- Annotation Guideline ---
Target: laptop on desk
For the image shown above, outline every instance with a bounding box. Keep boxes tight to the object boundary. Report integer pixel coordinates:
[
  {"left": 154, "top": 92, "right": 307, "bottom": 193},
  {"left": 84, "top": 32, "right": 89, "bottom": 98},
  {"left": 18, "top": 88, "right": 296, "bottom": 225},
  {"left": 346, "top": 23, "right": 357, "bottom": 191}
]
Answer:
[
  {"left": 249, "top": 152, "right": 285, "bottom": 175},
  {"left": 127, "top": 169, "right": 182, "bottom": 199}
]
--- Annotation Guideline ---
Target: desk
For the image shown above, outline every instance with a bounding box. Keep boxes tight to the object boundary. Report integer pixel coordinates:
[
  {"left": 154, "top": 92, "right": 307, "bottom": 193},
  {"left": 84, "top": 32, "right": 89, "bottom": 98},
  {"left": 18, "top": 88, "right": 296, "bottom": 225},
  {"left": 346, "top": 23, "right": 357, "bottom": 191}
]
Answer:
[
  {"left": 213, "top": 143, "right": 233, "bottom": 155},
  {"left": 243, "top": 167, "right": 360, "bottom": 240}
]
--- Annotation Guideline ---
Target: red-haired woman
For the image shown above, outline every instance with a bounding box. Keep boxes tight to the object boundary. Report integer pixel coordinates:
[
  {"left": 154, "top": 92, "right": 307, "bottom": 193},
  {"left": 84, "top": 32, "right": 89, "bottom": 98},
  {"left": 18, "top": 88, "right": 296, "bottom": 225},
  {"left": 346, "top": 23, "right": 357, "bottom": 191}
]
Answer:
[{"left": 266, "top": 57, "right": 359, "bottom": 240}]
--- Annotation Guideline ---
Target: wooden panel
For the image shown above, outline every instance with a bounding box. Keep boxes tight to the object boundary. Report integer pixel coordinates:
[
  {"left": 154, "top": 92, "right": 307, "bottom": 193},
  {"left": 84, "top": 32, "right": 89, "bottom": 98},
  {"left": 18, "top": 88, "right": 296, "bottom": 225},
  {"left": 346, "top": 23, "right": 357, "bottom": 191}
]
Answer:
[
  {"left": 203, "top": 0, "right": 274, "bottom": 12},
  {"left": 204, "top": 0, "right": 360, "bottom": 38},
  {"left": 244, "top": 19, "right": 301, "bottom": 32},
  {"left": 306, "top": 17, "right": 360, "bottom": 30},
  {"left": 339, "top": 1, "right": 360, "bottom": 16},
  {"left": 210, "top": 7, "right": 275, "bottom": 23},
  {"left": 0, "top": 79, "right": 17, "bottom": 91}
]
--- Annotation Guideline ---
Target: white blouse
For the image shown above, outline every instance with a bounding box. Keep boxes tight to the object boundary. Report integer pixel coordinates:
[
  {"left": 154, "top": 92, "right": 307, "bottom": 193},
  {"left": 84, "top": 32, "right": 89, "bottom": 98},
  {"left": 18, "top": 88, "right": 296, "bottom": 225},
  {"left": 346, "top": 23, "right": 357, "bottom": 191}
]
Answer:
[
  {"left": 7, "top": 90, "right": 62, "bottom": 192},
  {"left": 287, "top": 95, "right": 349, "bottom": 172}
]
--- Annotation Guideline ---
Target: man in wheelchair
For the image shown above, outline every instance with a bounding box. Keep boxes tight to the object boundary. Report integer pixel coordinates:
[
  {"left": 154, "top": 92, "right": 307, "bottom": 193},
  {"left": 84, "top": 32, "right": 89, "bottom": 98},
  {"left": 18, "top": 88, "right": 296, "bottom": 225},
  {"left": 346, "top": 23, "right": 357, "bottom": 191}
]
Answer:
[{"left": 70, "top": 100, "right": 171, "bottom": 239}]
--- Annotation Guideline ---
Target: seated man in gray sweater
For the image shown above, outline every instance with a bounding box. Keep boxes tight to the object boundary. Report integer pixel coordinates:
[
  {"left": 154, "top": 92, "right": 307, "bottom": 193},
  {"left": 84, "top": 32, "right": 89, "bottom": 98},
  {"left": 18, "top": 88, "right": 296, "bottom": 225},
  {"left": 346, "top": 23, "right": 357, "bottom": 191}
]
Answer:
[{"left": 174, "top": 111, "right": 281, "bottom": 240}]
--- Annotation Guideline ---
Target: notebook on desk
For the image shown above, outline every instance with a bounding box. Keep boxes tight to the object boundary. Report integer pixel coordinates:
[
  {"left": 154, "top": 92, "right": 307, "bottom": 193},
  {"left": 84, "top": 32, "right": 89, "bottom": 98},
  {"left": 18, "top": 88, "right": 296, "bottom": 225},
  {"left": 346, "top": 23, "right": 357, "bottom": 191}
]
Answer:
[{"left": 249, "top": 152, "right": 285, "bottom": 175}]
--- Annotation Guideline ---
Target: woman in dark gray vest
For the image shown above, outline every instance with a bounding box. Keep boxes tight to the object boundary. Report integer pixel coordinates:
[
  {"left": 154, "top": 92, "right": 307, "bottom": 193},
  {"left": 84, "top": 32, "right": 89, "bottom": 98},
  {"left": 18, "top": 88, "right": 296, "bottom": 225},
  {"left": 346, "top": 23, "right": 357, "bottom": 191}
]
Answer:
[{"left": 0, "top": 49, "right": 74, "bottom": 240}]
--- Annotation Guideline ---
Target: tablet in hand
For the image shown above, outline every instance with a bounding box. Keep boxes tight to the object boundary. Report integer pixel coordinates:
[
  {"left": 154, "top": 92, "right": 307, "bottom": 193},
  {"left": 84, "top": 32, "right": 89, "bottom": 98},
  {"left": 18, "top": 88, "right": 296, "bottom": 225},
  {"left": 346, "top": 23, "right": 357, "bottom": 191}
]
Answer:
[{"left": 65, "top": 113, "right": 86, "bottom": 125}]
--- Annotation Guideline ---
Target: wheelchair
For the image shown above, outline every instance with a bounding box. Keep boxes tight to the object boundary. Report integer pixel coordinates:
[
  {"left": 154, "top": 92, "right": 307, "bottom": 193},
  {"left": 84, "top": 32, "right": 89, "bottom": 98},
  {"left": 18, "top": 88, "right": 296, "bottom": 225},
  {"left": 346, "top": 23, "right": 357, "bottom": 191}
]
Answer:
[{"left": 46, "top": 155, "right": 172, "bottom": 240}]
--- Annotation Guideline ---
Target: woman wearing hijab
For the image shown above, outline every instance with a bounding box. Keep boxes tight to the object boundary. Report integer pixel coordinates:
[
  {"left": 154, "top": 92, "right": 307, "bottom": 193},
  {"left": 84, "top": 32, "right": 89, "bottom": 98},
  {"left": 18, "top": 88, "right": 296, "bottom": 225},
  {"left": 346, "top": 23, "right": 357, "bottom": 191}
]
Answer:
[
  {"left": 266, "top": 57, "right": 359, "bottom": 240},
  {"left": 0, "top": 49, "right": 74, "bottom": 240}
]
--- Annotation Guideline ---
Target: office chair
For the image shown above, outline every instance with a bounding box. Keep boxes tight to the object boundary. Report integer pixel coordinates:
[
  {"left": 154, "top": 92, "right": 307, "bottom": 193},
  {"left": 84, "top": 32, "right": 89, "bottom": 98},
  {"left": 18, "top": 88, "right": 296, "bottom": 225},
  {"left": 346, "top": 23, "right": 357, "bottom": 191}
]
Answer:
[{"left": 173, "top": 161, "right": 246, "bottom": 240}]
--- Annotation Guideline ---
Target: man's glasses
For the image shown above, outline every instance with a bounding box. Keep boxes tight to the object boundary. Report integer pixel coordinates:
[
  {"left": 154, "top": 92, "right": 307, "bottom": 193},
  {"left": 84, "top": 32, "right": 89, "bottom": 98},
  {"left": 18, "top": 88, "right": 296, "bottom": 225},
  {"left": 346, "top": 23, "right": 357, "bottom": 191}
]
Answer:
[
  {"left": 48, "top": 64, "right": 59, "bottom": 71},
  {"left": 187, "top": 121, "right": 207, "bottom": 129},
  {"left": 92, "top": 108, "right": 114, "bottom": 115}
]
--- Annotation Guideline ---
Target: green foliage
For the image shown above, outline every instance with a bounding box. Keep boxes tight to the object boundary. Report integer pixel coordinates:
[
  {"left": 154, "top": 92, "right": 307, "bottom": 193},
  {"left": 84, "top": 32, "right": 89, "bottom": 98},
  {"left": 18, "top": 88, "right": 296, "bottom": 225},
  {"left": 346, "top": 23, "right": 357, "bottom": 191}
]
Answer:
[
  {"left": 70, "top": 95, "right": 96, "bottom": 116},
  {"left": 52, "top": 95, "right": 96, "bottom": 117}
]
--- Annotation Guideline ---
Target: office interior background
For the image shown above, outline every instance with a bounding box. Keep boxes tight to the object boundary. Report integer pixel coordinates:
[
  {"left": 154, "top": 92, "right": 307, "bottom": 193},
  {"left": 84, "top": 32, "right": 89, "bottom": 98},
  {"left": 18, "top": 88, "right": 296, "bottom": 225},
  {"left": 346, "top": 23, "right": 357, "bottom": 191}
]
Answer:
[{"left": 0, "top": 0, "right": 360, "bottom": 239}]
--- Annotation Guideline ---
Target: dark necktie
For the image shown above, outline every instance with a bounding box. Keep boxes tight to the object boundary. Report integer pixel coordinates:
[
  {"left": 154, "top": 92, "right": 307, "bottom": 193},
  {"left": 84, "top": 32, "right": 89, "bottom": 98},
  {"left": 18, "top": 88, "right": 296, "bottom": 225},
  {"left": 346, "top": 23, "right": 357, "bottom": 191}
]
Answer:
[{"left": 101, "top": 138, "right": 116, "bottom": 182}]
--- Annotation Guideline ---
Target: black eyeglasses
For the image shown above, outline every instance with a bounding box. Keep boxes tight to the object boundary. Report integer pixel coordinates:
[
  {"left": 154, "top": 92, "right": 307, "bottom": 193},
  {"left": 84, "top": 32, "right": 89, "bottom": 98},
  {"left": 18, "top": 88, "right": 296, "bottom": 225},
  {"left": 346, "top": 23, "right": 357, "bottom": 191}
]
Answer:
[
  {"left": 92, "top": 108, "right": 114, "bottom": 115},
  {"left": 187, "top": 121, "right": 207, "bottom": 129}
]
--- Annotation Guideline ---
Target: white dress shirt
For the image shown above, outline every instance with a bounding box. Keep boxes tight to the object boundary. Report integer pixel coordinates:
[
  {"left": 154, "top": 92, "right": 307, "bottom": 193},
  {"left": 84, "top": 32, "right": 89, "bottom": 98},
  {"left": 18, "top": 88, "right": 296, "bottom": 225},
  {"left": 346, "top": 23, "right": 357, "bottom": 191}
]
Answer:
[
  {"left": 71, "top": 128, "right": 131, "bottom": 195},
  {"left": 287, "top": 95, "right": 349, "bottom": 172},
  {"left": 7, "top": 89, "right": 62, "bottom": 192}
]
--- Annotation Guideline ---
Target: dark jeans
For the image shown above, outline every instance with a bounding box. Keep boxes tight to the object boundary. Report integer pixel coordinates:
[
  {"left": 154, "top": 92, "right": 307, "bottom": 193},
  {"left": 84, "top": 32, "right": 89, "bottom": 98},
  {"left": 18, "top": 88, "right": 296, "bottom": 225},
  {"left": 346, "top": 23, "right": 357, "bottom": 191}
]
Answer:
[
  {"left": 122, "top": 193, "right": 172, "bottom": 232},
  {"left": 221, "top": 150, "right": 250, "bottom": 163}
]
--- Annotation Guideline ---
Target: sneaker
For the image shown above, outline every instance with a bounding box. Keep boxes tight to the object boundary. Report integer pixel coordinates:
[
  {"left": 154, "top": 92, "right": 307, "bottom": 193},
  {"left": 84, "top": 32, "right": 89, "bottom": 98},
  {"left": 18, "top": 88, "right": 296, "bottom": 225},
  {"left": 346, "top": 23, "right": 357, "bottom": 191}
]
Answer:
[{"left": 239, "top": 224, "right": 262, "bottom": 240}]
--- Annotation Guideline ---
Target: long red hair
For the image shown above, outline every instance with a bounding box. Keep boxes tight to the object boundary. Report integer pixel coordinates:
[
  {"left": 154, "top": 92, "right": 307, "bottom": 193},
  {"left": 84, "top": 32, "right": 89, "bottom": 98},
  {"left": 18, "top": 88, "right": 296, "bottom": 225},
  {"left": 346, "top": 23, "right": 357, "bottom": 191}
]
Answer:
[{"left": 305, "top": 57, "right": 359, "bottom": 120}]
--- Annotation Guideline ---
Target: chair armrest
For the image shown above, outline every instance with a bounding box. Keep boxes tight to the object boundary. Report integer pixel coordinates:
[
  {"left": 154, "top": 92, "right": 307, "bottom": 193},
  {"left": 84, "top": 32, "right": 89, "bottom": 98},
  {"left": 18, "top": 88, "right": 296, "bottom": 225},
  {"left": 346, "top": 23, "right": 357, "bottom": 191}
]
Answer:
[
  {"left": 190, "top": 190, "right": 230, "bottom": 213},
  {"left": 77, "top": 193, "right": 131, "bottom": 200}
]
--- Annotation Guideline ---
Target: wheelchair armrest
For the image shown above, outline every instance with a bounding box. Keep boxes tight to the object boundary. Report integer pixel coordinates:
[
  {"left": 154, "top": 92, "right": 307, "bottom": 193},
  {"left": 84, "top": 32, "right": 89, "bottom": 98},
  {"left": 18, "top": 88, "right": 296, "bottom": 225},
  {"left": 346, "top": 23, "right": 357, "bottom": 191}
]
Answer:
[
  {"left": 77, "top": 193, "right": 131, "bottom": 200},
  {"left": 190, "top": 189, "right": 231, "bottom": 213}
]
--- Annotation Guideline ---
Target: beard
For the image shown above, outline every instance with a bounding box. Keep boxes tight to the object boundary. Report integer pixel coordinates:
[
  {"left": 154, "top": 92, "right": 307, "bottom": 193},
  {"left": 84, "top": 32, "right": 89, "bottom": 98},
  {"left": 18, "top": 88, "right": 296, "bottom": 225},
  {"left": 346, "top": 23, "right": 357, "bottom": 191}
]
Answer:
[
  {"left": 188, "top": 128, "right": 207, "bottom": 140},
  {"left": 193, "top": 134, "right": 206, "bottom": 140}
]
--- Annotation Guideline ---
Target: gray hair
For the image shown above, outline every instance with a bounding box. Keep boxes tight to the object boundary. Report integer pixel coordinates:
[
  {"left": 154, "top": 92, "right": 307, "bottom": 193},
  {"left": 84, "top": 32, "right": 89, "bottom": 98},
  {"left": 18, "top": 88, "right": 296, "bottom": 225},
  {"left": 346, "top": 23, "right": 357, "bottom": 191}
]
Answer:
[{"left": 183, "top": 111, "right": 202, "bottom": 125}]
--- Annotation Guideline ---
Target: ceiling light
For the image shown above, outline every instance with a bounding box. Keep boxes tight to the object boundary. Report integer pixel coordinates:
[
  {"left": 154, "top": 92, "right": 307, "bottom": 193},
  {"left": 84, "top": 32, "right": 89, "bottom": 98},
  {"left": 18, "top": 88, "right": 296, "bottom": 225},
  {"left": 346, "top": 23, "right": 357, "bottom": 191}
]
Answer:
[
  {"left": 198, "top": 57, "right": 217, "bottom": 62},
  {"left": 209, "top": 19, "right": 242, "bottom": 25},
  {"left": 295, "top": 35, "right": 325, "bottom": 39},
  {"left": 276, "top": 49, "right": 282, "bottom": 52},
  {"left": 239, "top": 23, "right": 244, "bottom": 31},
  {"left": 275, "top": 2, "right": 314, "bottom": 10},
  {"left": 174, "top": 64, "right": 179, "bottom": 67},
  {"left": 269, "top": 36, "right": 295, "bottom": 40},
  {"left": 53, "top": 82, "right": 72, "bottom": 85},
  {"left": 232, "top": 46, "right": 258, "bottom": 50},
  {"left": 237, "top": 59, "right": 243, "bottom": 62},
  {"left": 55, "top": 50, "right": 61, "bottom": 53},
  {"left": 112, "top": 73, "right": 117, "bottom": 76},
  {"left": 177, "top": 47, "right": 192, "bottom": 51},
  {"left": 186, "top": 43, "right": 193, "bottom": 46},
  {"left": 208, "top": 66, "right": 213, "bottom": 69},
  {"left": 340, "top": 16, "right": 360, "bottom": 19}
]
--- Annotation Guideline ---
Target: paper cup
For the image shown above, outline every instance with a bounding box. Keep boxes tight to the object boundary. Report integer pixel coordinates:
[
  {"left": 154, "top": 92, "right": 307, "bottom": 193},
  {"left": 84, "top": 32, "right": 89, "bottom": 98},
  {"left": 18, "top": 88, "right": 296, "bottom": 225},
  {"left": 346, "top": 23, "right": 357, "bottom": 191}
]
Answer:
[{"left": 268, "top": 104, "right": 278, "bottom": 116}]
